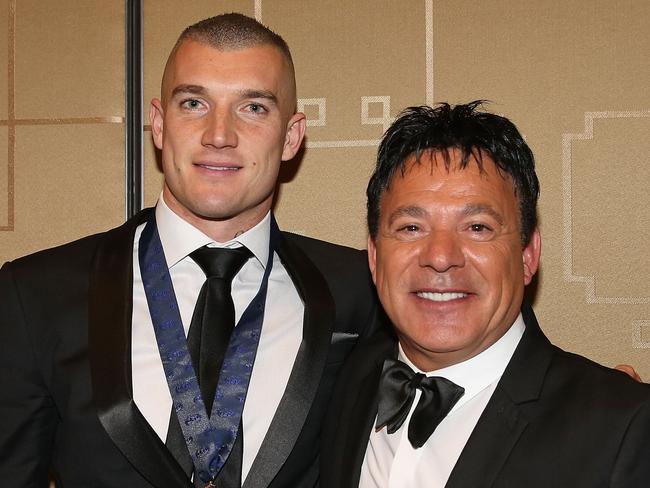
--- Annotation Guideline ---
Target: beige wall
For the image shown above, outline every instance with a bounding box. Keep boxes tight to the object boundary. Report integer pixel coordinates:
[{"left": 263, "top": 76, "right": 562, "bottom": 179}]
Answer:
[
  {"left": 1, "top": 0, "right": 125, "bottom": 260},
  {"left": 2, "top": 0, "right": 649, "bottom": 378}
]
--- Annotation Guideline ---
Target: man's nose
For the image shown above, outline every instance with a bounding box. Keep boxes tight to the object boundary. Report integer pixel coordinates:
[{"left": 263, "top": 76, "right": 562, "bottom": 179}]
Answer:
[
  {"left": 202, "top": 108, "right": 238, "bottom": 148},
  {"left": 418, "top": 230, "right": 465, "bottom": 273}
]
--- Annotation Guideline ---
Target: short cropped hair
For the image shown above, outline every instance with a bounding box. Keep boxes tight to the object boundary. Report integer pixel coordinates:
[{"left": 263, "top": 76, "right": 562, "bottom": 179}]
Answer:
[
  {"left": 177, "top": 13, "right": 293, "bottom": 68},
  {"left": 366, "top": 101, "right": 540, "bottom": 245}
]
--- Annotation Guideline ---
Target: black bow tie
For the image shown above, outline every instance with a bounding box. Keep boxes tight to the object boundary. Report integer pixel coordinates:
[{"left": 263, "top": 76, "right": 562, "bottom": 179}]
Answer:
[{"left": 376, "top": 358, "right": 465, "bottom": 448}]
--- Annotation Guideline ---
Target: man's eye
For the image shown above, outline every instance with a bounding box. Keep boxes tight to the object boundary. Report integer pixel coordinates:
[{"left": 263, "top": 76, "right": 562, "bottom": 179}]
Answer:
[
  {"left": 398, "top": 224, "right": 420, "bottom": 233},
  {"left": 391, "top": 224, "right": 425, "bottom": 241},
  {"left": 469, "top": 223, "right": 491, "bottom": 232},
  {"left": 181, "top": 99, "right": 202, "bottom": 110},
  {"left": 247, "top": 103, "right": 267, "bottom": 114}
]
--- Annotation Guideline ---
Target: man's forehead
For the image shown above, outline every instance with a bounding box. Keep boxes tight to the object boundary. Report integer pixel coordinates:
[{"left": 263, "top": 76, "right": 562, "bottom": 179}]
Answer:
[
  {"left": 161, "top": 39, "right": 294, "bottom": 103},
  {"left": 165, "top": 39, "right": 290, "bottom": 75}
]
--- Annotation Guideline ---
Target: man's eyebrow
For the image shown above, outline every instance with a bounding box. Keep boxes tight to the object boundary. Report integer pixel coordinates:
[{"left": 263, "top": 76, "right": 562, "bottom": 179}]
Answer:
[
  {"left": 239, "top": 89, "right": 278, "bottom": 104},
  {"left": 170, "top": 84, "right": 206, "bottom": 98},
  {"left": 461, "top": 203, "right": 504, "bottom": 225},
  {"left": 169, "top": 86, "right": 278, "bottom": 105},
  {"left": 387, "top": 205, "right": 428, "bottom": 226}
]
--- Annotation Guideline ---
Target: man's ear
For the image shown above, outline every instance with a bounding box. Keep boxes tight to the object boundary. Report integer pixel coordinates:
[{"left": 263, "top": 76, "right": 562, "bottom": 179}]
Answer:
[
  {"left": 522, "top": 227, "right": 541, "bottom": 285},
  {"left": 149, "top": 99, "right": 164, "bottom": 150},
  {"left": 281, "top": 112, "right": 306, "bottom": 161},
  {"left": 367, "top": 235, "right": 378, "bottom": 285}
]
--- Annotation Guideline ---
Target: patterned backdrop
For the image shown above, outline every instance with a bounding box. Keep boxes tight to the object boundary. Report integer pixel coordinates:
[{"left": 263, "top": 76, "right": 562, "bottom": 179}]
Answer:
[{"left": 2, "top": 0, "right": 649, "bottom": 380}]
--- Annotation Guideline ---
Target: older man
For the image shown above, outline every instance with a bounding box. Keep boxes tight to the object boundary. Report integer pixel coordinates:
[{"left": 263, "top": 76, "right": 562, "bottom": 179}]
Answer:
[
  {"left": 321, "top": 102, "right": 650, "bottom": 487},
  {"left": 0, "top": 14, "right": 379, "bottom": 488}
]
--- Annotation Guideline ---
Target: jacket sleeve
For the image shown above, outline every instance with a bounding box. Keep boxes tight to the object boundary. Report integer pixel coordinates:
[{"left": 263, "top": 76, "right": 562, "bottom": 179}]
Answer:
[
  {"left": 610, "top": 397, "right": 650, "bottom": 487},
  {"left": 0, "top": 261, "right": 57, "bottom": 487}
]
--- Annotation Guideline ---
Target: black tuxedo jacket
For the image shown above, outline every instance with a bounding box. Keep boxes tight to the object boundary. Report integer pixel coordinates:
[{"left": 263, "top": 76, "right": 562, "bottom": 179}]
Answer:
[
  {"left": 0, "top": 209, "right": 381, "bottom": 488},
  {"left": 321, "top": 304, "right": 650, "bottom": 487}
]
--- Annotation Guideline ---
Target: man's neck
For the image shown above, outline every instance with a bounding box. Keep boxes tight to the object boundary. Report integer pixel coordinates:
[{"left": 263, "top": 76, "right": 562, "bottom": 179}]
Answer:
[{"left": 161, "top": 192, "right": 270, "bottom": 243}]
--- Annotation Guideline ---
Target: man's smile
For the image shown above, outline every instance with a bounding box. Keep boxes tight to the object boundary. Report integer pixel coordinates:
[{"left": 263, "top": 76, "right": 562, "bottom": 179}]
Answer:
[
  {"left": 194, "top": 162, "right": 242, "bottom": 171},
  {"left": 415, "top": 291, "right": 469, "bottom": 302}
]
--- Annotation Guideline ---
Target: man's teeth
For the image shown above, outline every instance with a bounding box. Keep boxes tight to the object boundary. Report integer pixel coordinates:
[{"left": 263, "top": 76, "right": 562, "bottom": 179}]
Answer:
[
  {"left": 202, "top": 165, "right": 237, "bottom": 170},
  {"left": 417, "top": 291, "right": 467, "bottom": 302}
]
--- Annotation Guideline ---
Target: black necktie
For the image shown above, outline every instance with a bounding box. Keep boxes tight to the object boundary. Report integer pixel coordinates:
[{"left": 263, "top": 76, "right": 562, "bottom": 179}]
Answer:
[
  {"left": 376, "top": 358, "right": 465, "bottom": 448},
  {"left": 187, "top": 245, "right": 252, "bottom": 414},
  {"left": 165, "top": 245, "right": 251, "bottom": 479}
]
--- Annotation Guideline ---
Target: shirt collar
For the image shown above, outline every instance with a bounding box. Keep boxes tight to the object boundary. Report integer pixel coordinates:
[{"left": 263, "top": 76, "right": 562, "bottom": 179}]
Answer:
[
  {"left": 399, "top": 313, "right": 525, "bottom": 410},
  {"left": 155, "top": 193, "right": 271, "bottom": 269}
]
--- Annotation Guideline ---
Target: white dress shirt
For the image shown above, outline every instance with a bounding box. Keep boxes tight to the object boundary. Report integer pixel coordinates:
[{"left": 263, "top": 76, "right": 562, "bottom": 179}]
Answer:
[
  {"left": 359, "top": 315, "right": 526, "bottom": 488},
  {"left": 131, "top": 195, "right": 304, "bottom": 481}
]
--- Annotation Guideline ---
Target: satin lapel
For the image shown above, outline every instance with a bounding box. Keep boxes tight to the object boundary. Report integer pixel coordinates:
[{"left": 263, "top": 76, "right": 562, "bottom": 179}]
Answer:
[
  {"left": 338, "top": 359, "right": 386, "bottom": 488},
  {"left": 89, "top": 208, "right": 191, "bottom": 488},
  {"left": 446, "top": 304, "right": 553, "bottom": 488},
  {"left": 444, "top": 389, "right": 528, "bottom": 488},
  {"left": 242, "top": 232, "right": 335, "bottom": 488}
]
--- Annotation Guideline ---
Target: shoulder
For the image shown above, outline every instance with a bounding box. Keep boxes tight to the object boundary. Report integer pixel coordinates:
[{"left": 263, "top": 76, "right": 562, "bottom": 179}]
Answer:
[
  {"left": 536, "top": 348, "right": 650, "bottom": 473},
  {"left": 514, "top": 340, "right": 650, "bottom": 436},
  {"left": 2, "top": 208, "right": 151, "bottom": 282},
  {"left": 280, "top": 231, "right": 371, "bottom": 291},
  {"left": 3, "top": 232, "right": 103, "bottom": 283},
  {"left": 281, "top": 231, "right": 368, "bottom": 265},
  {"left": 517, "top": 305, "right": 650, "bottom": 411},
  {"left": 548, "top": 347, "right": 650, "bottom": 407}
]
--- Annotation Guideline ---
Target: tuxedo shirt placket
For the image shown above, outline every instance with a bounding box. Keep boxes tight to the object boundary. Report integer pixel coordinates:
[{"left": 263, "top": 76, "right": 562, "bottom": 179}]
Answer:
[{"left": 386, "top": 385, "right": 497, "bottom": 488}]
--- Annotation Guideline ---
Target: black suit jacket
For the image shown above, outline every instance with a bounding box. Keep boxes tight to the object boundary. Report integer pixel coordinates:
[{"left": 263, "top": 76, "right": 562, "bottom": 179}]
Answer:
[
  {"left": 0, "top": 209, "right": 380, "bottom": 488},
  {"left": 321, "top": 304, "right": 650, "bottom": 487}
]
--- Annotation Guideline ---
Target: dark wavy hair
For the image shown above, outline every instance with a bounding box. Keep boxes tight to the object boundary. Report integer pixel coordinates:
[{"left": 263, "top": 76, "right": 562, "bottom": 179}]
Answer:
[{"left": 366, "top": 101, "right": 539, "bottom": 245}]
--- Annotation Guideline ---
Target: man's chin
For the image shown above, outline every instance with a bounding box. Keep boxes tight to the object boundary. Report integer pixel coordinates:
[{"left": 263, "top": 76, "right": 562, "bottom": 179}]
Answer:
[{"left": 398, "top": 340, "right": 470, "bottom": 371}]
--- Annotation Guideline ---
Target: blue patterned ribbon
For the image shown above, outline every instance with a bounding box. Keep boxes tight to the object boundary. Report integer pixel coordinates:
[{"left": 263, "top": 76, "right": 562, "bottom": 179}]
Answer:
[{"left": 139, "top": 214, "right": 278, "bottom": 483}]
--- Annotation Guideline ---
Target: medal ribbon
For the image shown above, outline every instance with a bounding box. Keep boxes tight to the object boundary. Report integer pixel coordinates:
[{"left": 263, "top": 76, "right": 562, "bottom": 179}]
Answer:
[{"left": 139, "top": 214, "right": 278, "bottom": 483}]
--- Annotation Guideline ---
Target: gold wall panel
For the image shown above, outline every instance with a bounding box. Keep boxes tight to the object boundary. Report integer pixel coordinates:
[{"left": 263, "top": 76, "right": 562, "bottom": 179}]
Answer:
[
  {"left": 0, "top": 0, "right": 8, "bottom": 119},
  {"left": 0, "top": 128, "right": 7, "bottom": 227},
  {"left": 0, "top": 124, "right": 124, "bottom": 259},
  {"left": 275, "top": 0, "right": 427, "bottom": 141},
  {"left": 274, "top": 146, "right": 377, "bottom": 247},
  {"left": 0, "top": 0, "right": 125, "bottom": 262},
  {"left": 14, "top": 0, "right": 124, "bottom": 119},
  {"left": 571, "top": 116, "right": 650, "bottom": 300}
]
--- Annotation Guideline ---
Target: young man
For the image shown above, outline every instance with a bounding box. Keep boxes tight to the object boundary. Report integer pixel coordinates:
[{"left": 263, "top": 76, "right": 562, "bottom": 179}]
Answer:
[
  {"left": 321, "top": 102, "right": 650, "bottom": 487},
  {"left": 0, "top": 14, "right": 379, "bottom": 488}
]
